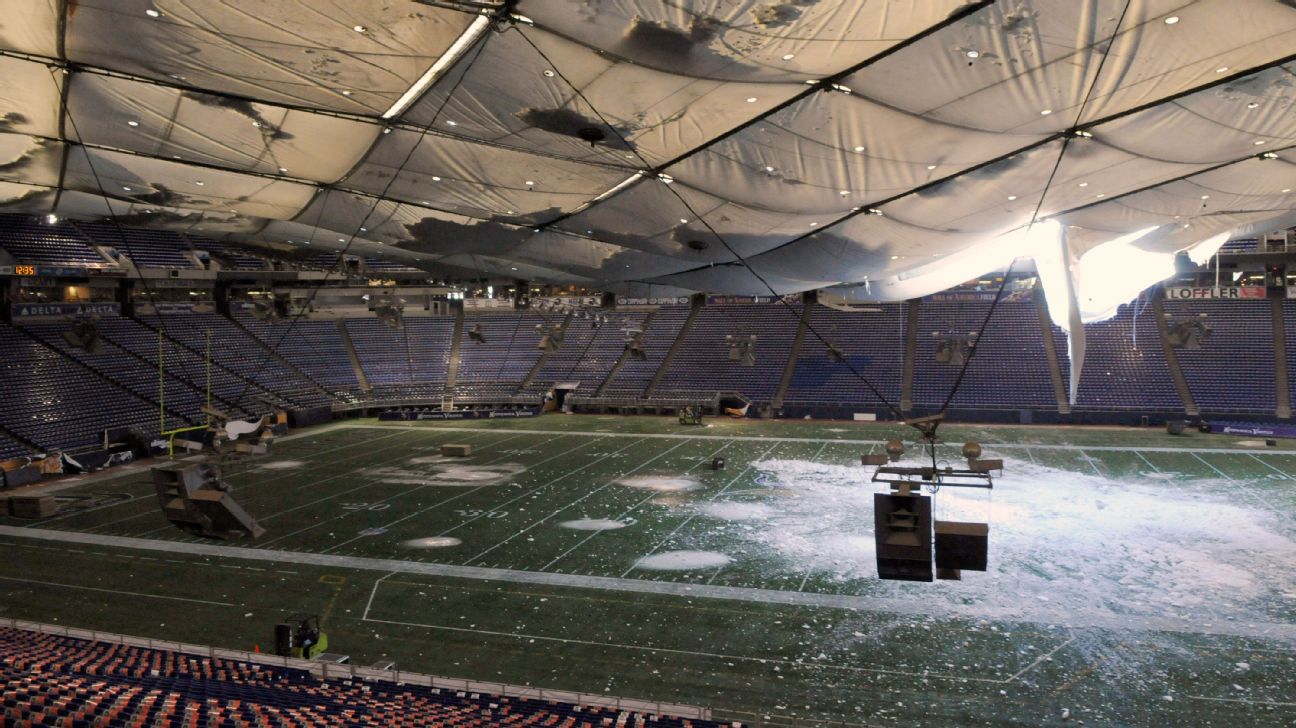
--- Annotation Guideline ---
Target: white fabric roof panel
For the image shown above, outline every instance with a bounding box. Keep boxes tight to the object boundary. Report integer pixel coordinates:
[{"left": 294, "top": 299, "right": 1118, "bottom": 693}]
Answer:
[
  {"left": 342, "top": 127, "right": 628, "bottom": 224},
  {"left": 405, "top": 26, "right": 803, "bottom": 169},
  {"left": 843, "top": 0, "right": 1296, "bottom": 134},
  {"left": 511, "top": 231, "right": 698, "bottom": 280},
  {"left": 0, "top": 134, "right": 63, "bottom": 188},
  {"left": 66, "top": 73, "right": 382, "bottom": 182},
  {"left": 0, "top": 0, "right": 1291, "bottom": 296},
  {"left": 61, "top": 0, "right": 477, "bottom": 115},
  {"left": 666, "top": 91, "right": 1049, "bottom": 213},
  {"left": 61, "top": 146, "right": 318, "bottom": 222},
  {"left": 515, "top": 0, "right": 980, "bottom": 81},
  {"left": 555, "top": 176, "right": 837, "bottom": 261},
  {"left": 0, "top": 55, "right": 62, "bottom": 139},
  {"left": 0, "top": 0, "right": 59, "bottom": 57}
]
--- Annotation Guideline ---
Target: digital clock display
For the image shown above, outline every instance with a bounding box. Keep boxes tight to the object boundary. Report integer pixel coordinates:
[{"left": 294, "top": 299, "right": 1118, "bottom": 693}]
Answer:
[{"left": 14, "top": 265, "right": 37, "bottom": 276}]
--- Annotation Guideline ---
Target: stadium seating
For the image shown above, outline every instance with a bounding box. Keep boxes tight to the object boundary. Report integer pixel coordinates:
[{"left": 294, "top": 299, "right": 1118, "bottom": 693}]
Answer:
[
  {"left": 0, "top": 216, "right": 111, "bottom": 268},
  {"left": 455, "top": 311, "right": 547, "bottom": 402},
  {"left": 523, "top": 312, "right": 649, "bottom": 397},
  {"left": 1285, "top": 301, "right": 1296, "bottom": 415},
  {"left": 601, "top": 305, "right": 691, "bottom": 397},
  {"left": 654, "top": 303, "right": 799, "bottom": 402},
  {"left": 344, "top": 317, "right": 454, "bottom": 400},
  {"left": 786, "top": 304, "right": 905, "bottom": 409},
  {"left": 913, "top": 300, "right": 1056, "bottom": 411},
  {"left": 0, "top": 432, "right": 33, "bottom": 460},
  {"left": 0, "top": 322, "right": 166, "bottom": 451},
  {"left": 1070, "top": 301, "right": 1183, "bottom": 410},
  {"left": 0, "top": 626, "right": 734, "bottom": 728},
  {"left": 71, "top": 222, "right": 197, "bottom": 269},
  {"left": 1165, "top": 300, "right": 1276, "bottom": 414}
]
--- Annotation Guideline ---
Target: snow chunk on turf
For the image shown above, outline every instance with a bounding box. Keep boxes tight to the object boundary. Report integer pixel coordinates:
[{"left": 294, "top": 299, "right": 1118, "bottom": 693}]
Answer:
[
  {"left": 616, "top": 475, "right": 700, "bottom": 492},
  {"left": 634, "top": 551, "right": 730, "bottom": 570},
  {"left": 559, "top": 519, "right": 630, "bottom": 531},
  {"left": 259, "top": 460, "right": 306, "bottom": 470},
  {"left": 696, "top": 502, "right": 774, "bottom": 521},
  {"left": 401, "top": 537, "right": 462, "bottom": 549}
]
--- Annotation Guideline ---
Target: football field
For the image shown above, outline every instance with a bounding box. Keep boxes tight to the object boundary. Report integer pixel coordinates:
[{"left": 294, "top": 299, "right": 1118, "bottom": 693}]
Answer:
[{"left": 1, "top": 415, "right": 1294, "bottom": 726}]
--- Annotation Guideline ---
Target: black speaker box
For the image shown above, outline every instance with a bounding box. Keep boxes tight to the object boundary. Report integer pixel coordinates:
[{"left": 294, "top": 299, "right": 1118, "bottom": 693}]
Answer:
[
  {"left": 935, "top": 520, "right": 989, "bottom": 572},
  {"left": 874, "top": 492, "right": 933, "bottom": 582}
]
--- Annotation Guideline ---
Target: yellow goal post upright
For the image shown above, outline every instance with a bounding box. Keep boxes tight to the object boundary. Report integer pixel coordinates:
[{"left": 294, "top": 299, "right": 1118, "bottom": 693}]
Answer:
[{"left": 158, "top": 329, "right": 212, "bottom": 458}]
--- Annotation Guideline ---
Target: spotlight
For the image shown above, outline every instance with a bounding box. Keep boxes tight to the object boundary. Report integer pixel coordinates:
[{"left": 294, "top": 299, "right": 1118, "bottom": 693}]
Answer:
[
  {"left": 725, "top": 334, "right": 757, "bottom": 367},
  {"left": 1166, "top": 314, "right": 1211, "bottom": 349},
  {"left": 62, "top": 317, "right": 101, "bottom": 354}
]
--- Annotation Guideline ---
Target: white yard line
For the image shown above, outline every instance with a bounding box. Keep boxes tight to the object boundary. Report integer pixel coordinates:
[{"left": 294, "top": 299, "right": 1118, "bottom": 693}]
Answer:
[
  {"left": 90, "top": 429, "right": 429, "bottom": 532},
  {"left": 540, "top": 441, "right": 735, "bottom": 572},
  {"left": 362, "top": 571, "right": 398, "bottom": 621},
  {"left": 6, "top": 524, "right": 1294, "bottom": 640},
  {"left": 1134, "top": 451, "right": 1160, "bottom": 472},
  {"left": 360, "top": 614, "right": 1004, "bottom": 684},
  {"left": 168, "top": 430, "right": 499, "bottom": 544},
  {"left": 0, "top": 574, "right": 237, "bottom": 607},
  {"left": 1004, "top": 632, "right": 1075, "bottom": 683},
  {"left": 1078, "top": 450, "right": 1105, "bottom": 477},
  {"left": 319, "top": 434, "right": 586, "bottom": 553},
  {"left": 465, "top": 439, "right": 692, "bottom": 564},
  {"left": 333, "top": 424, "right": 1296, "bottom": 455},
  {"left": 1191, "top": 453, "right": 1233, "bottom": 480},
  {"left": 1247, "top": 453, "right": 1293, "bottom": 478},
  {"left": 1187, "top": 696, "right": 1296, "bottom": 708}
]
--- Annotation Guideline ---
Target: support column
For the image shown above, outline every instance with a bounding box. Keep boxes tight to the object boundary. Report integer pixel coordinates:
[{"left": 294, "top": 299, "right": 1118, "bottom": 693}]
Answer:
[
  {"left": 1272, "top": 298, "right": 1291, "bottom": 419},
  {"left": 1152, "top": 292, "right": 1198, "bottom": 417},
  {"left": 900, "top": 299, "right": 919, "bottom": 415}
]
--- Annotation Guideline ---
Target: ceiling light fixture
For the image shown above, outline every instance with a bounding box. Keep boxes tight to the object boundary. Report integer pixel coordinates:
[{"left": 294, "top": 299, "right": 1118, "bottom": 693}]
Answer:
[
  {"left": 1040, "top": 109, "right": 1053, "bottom": 115},
  {"left": 1247, "top": 102, "right": 1260, "bottom": 109},
  {"left": 927, "top": 164, "right": 937, "bottom": 170},
  {"left": 341, "top": 90, "right": 352, "bottom": 96},
  {"left": 381, "top": 14, "right": 492, "bottom": 120},
  {"left": 746, "top": 97, "right": 758, "bottom": 103},
  {"left": 353, "top": 25, "right": 366, "bottom": 32},
  {"left": 122, "top": 186, "right": 131, "bottom": 191},
  {"left": 431, "top": 176, "right": 441, "bottom": 181},
  {"left": 127, "top": 120, "right": 140, "bottom": 127},
  {"left": 194, "top": 181, "right": 204, "bottom": 186},
  {"left": 965, "top": 49, "right": 980, "bottom": 59},
  {"left": 782, "top": 53, "right": 795, "bottom": 61},
  {"left": 1078, "top": 182, "right": 1088, "bottom": 187},
  {"left": 543, "top": 69, "right": 555, "bottom": 78},
  {"left": 1215, "top": 67, "right": 1229, "bottom": 73},
  {"left": 853, "top": 146, "right": 865, "bottom": 153},
  {"left": 1164, "top": 16, "right": 1179, "bottom": 24},
  {"left": 145, "top": 8, "right": 160, "bottom": 17},
  {"left": 1007, "top": 195, "right": 1017, "bottom": 201},
  {"left": 1254, "top": 140, "right": 1267, "bottom": 145}
]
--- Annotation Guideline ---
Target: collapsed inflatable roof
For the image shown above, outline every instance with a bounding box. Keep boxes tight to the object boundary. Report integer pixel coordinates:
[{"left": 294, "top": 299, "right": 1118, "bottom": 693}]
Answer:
[{"left": 1, "top": 0, "right": 1293, "bottom": 298}]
